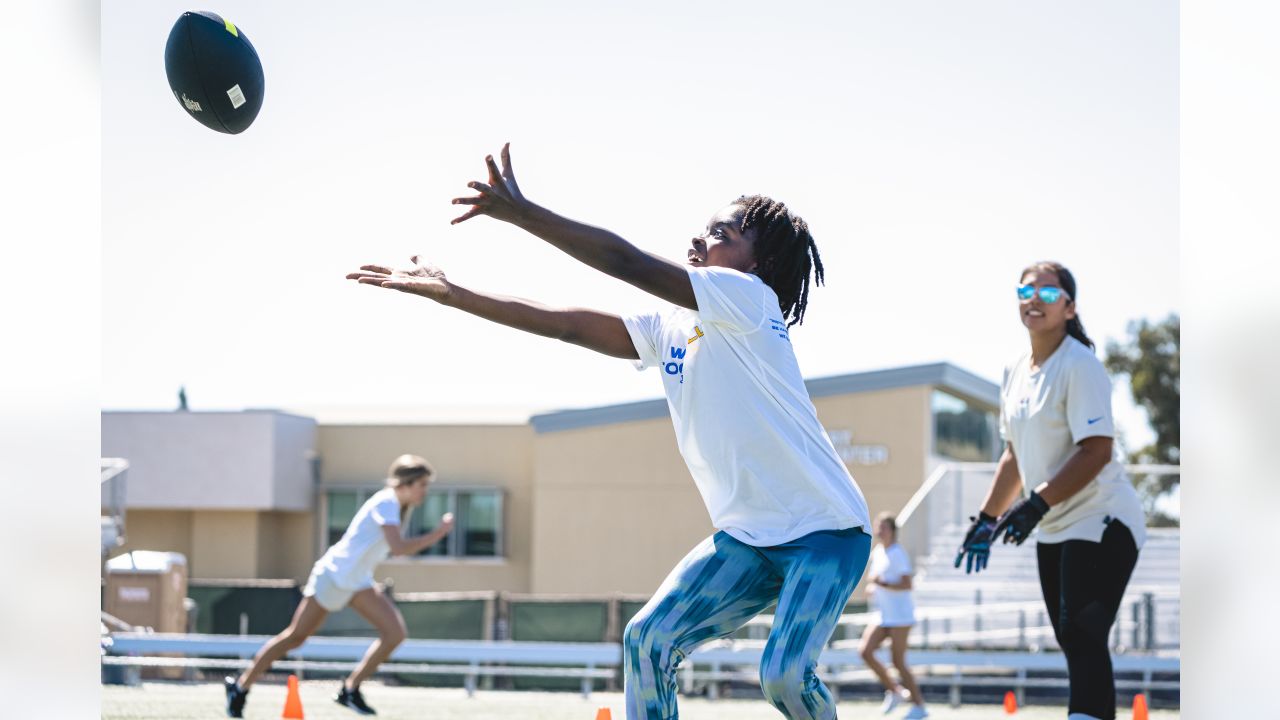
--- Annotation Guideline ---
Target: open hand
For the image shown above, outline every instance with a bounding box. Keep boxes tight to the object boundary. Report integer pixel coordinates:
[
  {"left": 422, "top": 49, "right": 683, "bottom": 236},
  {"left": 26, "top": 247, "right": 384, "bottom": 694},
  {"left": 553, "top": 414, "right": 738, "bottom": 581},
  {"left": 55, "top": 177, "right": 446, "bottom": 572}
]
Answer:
[
  {"left": 451, "top": 142, "right": 531, "bottom": 225},
  {"left": 954, "top": 512, "right": 998, "bottom": 574},
  {"left": 346, "top": 255, "right": 453, "bottom": 303}
]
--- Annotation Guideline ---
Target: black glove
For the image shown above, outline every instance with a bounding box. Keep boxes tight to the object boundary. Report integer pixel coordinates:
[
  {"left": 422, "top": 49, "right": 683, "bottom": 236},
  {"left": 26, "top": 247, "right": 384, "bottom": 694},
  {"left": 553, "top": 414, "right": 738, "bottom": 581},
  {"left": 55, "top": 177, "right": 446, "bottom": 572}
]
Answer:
[
  {"left": 954, "top": 511, "right": 999, "bottom": 574},
  {"left": 993, "top": 491, "right": 1051, "bottom": 545}
]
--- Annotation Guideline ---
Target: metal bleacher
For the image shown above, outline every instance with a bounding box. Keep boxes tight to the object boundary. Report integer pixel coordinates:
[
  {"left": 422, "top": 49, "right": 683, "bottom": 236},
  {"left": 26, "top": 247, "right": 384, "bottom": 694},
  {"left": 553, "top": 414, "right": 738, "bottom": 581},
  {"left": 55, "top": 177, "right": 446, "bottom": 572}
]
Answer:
[
  {"left": 909, "top": 524, "right": 1180, "bottom": 652},
  {"left": 897, "top": 462, "right": 1181, "bottom": 654},
  {"left": 715, "top": 462, "right": 1181, "bottom": 705}
]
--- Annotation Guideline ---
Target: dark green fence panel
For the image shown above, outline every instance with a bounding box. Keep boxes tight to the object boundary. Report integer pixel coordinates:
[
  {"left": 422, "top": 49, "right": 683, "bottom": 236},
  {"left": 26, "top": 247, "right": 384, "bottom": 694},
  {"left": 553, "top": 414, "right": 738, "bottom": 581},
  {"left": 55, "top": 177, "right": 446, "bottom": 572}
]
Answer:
[
  {"left": 389, "top": 598, "right": 492, "bottom": 687},
  {"left": 619, "top": 600, "right": 649, "bottom": 637},
  {"left": 187, "top": 582, "right": 301, "bottom": 636},
  {"left": 399, "top": 599, "right": 489, "bottom": 640},
  {"left": 508, "top": 600, "right": 609, "bottom": 690}
]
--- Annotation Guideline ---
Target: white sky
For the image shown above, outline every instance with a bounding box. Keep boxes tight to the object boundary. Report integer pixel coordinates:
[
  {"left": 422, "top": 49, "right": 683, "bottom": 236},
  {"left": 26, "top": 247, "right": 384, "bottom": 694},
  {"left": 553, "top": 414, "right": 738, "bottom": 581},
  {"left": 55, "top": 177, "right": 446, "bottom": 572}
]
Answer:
[{"left": 102, "top": 0, "right": 1176, "bottom": 451}]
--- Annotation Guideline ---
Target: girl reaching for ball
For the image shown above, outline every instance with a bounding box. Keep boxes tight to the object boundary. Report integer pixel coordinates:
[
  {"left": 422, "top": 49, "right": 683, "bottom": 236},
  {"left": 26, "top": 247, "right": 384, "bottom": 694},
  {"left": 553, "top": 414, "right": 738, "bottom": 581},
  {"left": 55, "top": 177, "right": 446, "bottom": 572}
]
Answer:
[{"left": 348, "top": 144, "right": 872, "bottom": 720}]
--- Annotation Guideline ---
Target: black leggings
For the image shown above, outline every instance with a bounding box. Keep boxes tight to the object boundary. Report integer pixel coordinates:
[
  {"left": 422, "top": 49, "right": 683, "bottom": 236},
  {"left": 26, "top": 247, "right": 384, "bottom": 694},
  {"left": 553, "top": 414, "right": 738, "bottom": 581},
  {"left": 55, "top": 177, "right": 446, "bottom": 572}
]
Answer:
[{"left": 1036, "top": 519, "right": 1139, "bottom": 720}]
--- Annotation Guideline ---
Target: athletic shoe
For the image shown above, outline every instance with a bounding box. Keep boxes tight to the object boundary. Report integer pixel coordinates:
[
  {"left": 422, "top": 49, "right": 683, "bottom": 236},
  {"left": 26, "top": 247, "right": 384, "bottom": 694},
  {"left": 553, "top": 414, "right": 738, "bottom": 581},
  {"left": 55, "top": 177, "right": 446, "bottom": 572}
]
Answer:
[
  {"left": 223, "top": 676, "right": 248, "bottom": 718},
  {"left": 336, "top": 684, "right": 377, "bottom": 715},
  {"left": 880, "top": 688, "right": 904, "bottom": 714},
  {"left": 902, "top": 704, "right": 929, "bottom": 719}
]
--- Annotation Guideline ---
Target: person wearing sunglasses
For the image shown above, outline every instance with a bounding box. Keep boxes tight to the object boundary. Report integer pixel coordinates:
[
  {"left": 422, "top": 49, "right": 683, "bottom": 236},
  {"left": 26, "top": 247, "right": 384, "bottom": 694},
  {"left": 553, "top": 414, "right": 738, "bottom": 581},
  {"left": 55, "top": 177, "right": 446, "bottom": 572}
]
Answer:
[{"left": 954, "top": 261, "right": 1146, "bottom": 720}]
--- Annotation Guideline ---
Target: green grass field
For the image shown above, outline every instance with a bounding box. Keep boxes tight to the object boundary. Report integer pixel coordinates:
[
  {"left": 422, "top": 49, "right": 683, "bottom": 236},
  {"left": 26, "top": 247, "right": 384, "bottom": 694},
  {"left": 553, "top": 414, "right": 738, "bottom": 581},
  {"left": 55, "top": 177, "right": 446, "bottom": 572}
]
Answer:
[{"left": 102, "top": 680, "right": 1178, "bottom": 719}]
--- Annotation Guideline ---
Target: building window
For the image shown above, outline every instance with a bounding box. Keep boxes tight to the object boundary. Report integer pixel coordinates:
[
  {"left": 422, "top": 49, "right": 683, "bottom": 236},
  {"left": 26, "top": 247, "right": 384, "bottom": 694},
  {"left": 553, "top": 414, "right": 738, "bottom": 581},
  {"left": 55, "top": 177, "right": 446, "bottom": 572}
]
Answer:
[
  {"left": 932, "top": 390, "right": 998, "bottom": 461},
  {"left": 409, "top": 491, "right": 454, "bottom": 557},
  {"left": 326, "top": 489, "right": 366, "bottom": 547},
  {"left": 456, "top": 491, "right": 501, "bottom": 556},
  {"left": 325, "top": 487, "right": 504, "bottom": 559}
]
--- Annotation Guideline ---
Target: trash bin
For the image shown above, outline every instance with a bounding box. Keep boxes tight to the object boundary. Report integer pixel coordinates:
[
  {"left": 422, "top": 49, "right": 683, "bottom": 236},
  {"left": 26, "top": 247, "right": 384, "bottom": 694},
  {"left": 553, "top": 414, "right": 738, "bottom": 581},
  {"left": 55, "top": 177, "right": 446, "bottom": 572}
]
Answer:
[{"left": 104, "top": 551, "right": 189, "bottom": 679}]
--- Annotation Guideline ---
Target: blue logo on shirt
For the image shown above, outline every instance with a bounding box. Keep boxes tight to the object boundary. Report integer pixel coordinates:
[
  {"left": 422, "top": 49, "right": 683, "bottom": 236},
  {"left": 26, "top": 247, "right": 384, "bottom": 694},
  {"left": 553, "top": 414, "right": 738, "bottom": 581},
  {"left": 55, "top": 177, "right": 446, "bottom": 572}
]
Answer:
[
  {"left": 769, "top": 317, "right": 790, "bottom": 342},
  {"left": 665, "top": 346, "right": 686, "bottom": 383}
]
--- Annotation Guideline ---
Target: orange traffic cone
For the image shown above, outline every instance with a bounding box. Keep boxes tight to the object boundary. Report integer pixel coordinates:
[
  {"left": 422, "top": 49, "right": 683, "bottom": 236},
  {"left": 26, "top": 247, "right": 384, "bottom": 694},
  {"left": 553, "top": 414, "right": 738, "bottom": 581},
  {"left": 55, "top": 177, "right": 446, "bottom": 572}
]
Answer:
[
  {"left": 1132, "top": 693, "right": 1149, "bottom": 720},
  {"left": 281, "top": 674, "right": 304, "bottom": 719},
  {"left": 1003, "top": 690, "right": 1018, "bottom": 714},
  {"left": 594, "top": 708, "right": 612, "bottom": 720}
]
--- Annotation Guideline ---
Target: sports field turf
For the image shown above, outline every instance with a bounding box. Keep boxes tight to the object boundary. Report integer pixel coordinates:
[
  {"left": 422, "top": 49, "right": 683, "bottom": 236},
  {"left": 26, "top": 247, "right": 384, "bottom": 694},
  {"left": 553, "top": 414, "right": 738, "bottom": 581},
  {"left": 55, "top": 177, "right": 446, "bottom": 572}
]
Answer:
[{"left": 102, "top": 680, "right": 1178, "bottom": 719}]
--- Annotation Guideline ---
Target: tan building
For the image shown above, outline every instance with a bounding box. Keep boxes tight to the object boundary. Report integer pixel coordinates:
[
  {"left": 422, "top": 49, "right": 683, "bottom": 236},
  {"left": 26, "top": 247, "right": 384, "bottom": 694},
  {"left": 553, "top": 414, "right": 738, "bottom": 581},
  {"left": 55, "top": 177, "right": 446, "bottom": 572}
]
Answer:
[
  {"left": 102, "top": 410, "right": 319, "bottom": 581},
  {"left": 103, "top": 362, "right": 998, "bottom": 599}
]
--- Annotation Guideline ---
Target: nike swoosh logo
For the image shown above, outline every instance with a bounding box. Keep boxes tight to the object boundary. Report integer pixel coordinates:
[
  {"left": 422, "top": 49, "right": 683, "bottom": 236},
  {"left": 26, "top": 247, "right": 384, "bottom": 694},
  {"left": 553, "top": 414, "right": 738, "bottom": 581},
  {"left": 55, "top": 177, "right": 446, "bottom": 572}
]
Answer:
[{"left": 1087, "top": 416, "right": 1104, "bottom": 424}]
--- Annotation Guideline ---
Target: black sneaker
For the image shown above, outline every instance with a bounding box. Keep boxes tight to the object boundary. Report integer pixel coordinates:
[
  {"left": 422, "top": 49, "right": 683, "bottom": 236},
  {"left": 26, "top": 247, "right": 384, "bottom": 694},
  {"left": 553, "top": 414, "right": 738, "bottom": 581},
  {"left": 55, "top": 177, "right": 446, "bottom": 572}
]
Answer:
[
  {"left": 336, "top": 683, "right": 377, "bottom": 715},
  {"left": 223, "top": 676, "right": 248, "bottom": 718}
]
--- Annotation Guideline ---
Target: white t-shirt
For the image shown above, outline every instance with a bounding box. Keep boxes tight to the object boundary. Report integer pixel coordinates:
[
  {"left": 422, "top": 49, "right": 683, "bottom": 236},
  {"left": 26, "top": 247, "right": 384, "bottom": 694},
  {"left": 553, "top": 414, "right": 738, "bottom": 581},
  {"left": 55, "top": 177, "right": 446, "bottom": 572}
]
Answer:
[
  {"left": 622, "top": 266, "right": 870, "bottom": 547},
  {"left": 315, "top": 487, "right": 403, "bottom": 589},
  {"left": 869, "top": 542, "right": 915, "bottom": 627},
  {"left": 1000, "top": 336, "right": 1147, "bottom": 547}
]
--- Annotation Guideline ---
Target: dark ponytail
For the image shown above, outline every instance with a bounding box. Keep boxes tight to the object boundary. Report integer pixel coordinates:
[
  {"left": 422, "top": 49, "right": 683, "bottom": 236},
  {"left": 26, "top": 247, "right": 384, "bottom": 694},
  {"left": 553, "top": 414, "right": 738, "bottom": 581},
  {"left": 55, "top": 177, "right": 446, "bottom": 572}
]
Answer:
[
  {"left": 1021, "top": 261, "right": 1094, "bottom": 351},
  {"left": 1065, "top": 316, "right": 1093, "bottom": 351}
]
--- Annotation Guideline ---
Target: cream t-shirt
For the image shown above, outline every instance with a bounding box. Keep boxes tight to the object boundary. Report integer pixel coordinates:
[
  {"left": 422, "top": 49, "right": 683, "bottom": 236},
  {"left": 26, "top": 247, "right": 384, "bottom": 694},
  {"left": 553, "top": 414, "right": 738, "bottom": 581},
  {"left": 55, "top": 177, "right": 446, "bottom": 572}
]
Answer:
[{"left": 1000, "top": 336, "right": 1146, "bottom": 547}]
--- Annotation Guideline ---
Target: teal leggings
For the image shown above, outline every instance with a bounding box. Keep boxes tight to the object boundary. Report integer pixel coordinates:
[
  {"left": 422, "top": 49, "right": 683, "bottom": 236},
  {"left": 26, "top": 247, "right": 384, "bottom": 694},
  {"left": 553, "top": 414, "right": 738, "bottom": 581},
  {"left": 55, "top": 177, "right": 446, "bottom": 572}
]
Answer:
[{"left": 623, "top": 527, "right": 871, "bottom": 720}]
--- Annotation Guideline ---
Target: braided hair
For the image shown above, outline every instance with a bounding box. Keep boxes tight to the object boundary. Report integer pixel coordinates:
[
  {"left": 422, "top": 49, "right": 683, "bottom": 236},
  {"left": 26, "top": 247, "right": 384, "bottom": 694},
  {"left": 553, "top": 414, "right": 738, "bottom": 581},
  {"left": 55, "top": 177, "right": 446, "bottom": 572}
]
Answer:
[{"left": 734, "top": 194, "right": 824, "bottom": 328}]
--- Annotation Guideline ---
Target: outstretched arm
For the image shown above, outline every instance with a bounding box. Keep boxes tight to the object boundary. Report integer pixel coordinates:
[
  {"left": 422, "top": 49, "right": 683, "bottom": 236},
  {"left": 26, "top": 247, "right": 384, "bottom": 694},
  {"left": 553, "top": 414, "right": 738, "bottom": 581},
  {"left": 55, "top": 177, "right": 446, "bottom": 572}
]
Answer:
[
  {"left": 384, "top": 513, "right": 455, "bottom": 556},
  {"left": 451, "top": 144, "right": 697, "bottom": 310},
  {"left": 347, "top": 257, "right": 639, "bottom": 360}
]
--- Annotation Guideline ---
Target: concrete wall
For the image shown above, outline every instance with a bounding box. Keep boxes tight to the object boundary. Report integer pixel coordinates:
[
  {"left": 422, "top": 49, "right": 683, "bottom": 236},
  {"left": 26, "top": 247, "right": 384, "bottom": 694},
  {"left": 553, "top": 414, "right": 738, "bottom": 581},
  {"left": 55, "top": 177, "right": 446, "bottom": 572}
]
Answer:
[
  {"left": 272, "top": 413, "right": 319, "bottom": 511},
  {"left": 116, "top": 509, "right": 194, "bottom": 562},
  {"left": 102, "top": 411, "right": 315, "bottom": 511},
  {"left": 190, "top": 511, "right": 260, "bottom": 578},
  {"left": 114, "top": 509, "right": 311, "bottom": 580},
  {"left": 530, "top": 416, "right": 710, "bottom": 595},
  {"left": 257, "top": 511, "right": 316, "bottom": 580},
  {"left": 527, "top": 386, "right": 935, "bottom": 597}
]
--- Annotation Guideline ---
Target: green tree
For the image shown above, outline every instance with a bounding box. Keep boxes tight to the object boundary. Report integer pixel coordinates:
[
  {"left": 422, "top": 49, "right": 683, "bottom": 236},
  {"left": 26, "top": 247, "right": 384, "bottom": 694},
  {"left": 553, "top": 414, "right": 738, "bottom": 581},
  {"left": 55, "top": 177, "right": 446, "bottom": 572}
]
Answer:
[{"left": 1104, "top": 314, "right": 1179, "bottom": 526}]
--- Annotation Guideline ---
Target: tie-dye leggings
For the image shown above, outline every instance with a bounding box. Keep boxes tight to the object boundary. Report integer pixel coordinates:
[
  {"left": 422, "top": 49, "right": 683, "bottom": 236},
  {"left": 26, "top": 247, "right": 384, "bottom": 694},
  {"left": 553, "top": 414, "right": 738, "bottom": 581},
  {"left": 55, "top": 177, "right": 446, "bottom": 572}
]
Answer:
[{"left": 623, "top": 526, "right": 871, "bottom": 720}]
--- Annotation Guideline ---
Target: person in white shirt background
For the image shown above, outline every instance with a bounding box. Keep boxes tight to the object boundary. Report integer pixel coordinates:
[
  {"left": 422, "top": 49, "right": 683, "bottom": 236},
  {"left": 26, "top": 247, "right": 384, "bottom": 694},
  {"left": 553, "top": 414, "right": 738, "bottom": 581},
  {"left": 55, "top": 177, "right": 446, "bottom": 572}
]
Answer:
[
  {"left": 860, "top": 512, "right": 928, "bottom": 719},
  {"left": 223, "top": 454, "right": 455, "bottom": 718},
  {"left": 348, "top": 144, "right": 873, "bottom": 720},
  {"left": 955, "top": 261, "right": 1146, "bottom": 720}
]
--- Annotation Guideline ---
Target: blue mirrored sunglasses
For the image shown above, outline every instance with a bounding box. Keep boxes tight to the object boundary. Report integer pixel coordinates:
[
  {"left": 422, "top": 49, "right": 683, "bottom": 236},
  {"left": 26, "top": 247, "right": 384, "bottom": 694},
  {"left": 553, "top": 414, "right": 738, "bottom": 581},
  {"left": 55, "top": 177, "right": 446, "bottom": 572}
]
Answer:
[{"left": 1016, "top": 284, "right": 1069, "bottom": 304}]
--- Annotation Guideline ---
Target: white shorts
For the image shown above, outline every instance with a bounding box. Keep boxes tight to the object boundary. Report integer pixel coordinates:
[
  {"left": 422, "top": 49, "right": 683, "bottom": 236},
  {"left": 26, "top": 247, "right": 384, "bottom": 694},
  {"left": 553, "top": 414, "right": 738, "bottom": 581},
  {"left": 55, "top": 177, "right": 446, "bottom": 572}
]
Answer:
[
  {"left": 874, "top": 593, "right": 916, "bottom": 628},
  {"left": 302, "top": 567, "right": 369, "bottom": 612}
]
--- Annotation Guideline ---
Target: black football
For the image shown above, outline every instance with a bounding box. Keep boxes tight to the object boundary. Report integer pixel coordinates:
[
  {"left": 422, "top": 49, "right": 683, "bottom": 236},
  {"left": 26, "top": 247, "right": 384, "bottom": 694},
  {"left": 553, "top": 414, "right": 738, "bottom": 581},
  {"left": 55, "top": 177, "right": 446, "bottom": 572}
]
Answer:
[{"left": 164, "top": 11, "right": 265, "bottom": 134}]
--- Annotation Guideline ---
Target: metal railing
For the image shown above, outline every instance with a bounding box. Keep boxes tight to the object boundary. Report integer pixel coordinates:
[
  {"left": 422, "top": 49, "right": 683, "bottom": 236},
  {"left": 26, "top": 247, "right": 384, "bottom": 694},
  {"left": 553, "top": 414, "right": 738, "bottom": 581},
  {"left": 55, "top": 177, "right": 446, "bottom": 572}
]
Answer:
[
  {"left": 680, "top": 643, "right": 1179, "bottom": 704},
  {"left": 889, "top": 461, "right": 1181, "bottom": 652},
  {"left": 897, "top": 462, "right": 1181, "bottom": 562},
  {"left": 100, "top": 632, "right": 1179, "bottom": 704},
  {"left": 101, "top": 458, "right": 129, "bottom": 556},
  {"left": 744, "top": 587, "right": 1178, "bottom": 653},
  {"left": 103, "top": 633, "right": 619, "bottom": 698}
]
